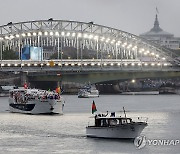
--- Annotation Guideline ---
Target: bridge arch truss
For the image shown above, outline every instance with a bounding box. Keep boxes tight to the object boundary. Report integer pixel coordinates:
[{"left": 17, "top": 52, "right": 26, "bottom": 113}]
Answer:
[{"left": 0, "top": 19, "right": 179, "bottom": 68}]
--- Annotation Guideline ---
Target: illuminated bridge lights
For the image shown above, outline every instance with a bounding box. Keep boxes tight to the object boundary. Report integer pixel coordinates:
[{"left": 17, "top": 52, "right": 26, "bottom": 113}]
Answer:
[
  {"left": 38, "top": 32, "right": 42, "bottom": 36},
  {"left": 0, "top": 60, "right": 173, "bottom": 69},
  {"left": 0, "top": 20, "right": 178, "bottom": 69},
  {"left": 156, "top": 54, "right": 159, "bottom": 58},
  {"left": 5, "top": 36, "right": 9, "bottom": 40},
  {"left": 151, "top": 63, "right": 155, "bottom": 66},
  {"left": 127, "top": 44, "right": 132, "bottom": 49},
  {"left": 44, "top": 32, "right": 48, "bottom": 36},
  {"left": 33, "top": 32, "right": 37, "bottom": 36},
  {"left": 22, "top": 33, "right": 26, "bottom": 37},
  {"left": 106, "top": 38, "right": 110, "bottom": 43},
  {"left": 117, "top": 63, "right": 121, "bottom": 66},
  {"left": 124, "top": 63, "right": 128, "bottom": 66},
  {"left": 77, "top": 33, "right": 82, "bottom": 38},
  {"left": 16, "top": 34, "right": 20, "bottom": 38},
  {"left": 0, "top": 32, "right": 171, "bottom": 63},
  {"left": 50, "top": 32, "right": 53, "bottom": 36},
  {"left": 151, "top": 52, "right": 155, "bottom": 56},
  {"left": 103, "top": 63, "right": 107, "bottom": 66},
  {"left": 27, "top": 33, "right": 31, "bottom": 37},
  {"left": 100, "top": 37, "right": 105, "bottom": 41},
  {"left": 94, "top": 35, "right": 98, "bottom": 40},
  {"left": 144, "top": 52, "right": 148, "bottom": 55},
  {"left": 111, "top": 40, "right": 115, "bottom": 44},
  {"left": 144, "top": 63, "right": 148, "bottom": 66},
  {"left": 61, "top": 31, "right": 65, "bottom": 36},
  {"left": 88, "top": 34, "right": 93, "bottom": 39},
  {"left": 72, "top": 32, "right": 76, "bottom": 37},
  {"left": 91, "top": 63, "right": 95, "bottom": 66},
  {"left": 64, "top": 63, "right": 69, "bottom": 66},
  {"left": 83, "top": 33, "right": 88, "bottom": 38},
  {"left": 146, "top": 50, "right": 150, "bottom": 54},
  {"left": 117, "top": 41, "right": 122, "bottom": 45},
  {"left": 110, "top": 63, "right": 114, "bottom": 66},
  {"left": 10, "top": 35, "right": 14, "bottom": 39},
  {"left": 55, "top": 32, "right": 59, "bottom": 36},
  {"left": 66, "top": 32, "right": 70, "bottom": 37}
]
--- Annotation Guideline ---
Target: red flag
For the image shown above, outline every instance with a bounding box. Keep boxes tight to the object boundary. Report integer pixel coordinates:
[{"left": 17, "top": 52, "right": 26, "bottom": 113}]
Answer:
[
  {"left": 24, "top": 83, "right": 28, "bottom": 89},
  {"left": 56, "top": 87, "right": 61, "bottom": 94},
  {"left": 92, "top": 100, "right": 97, "bottom": 114}
]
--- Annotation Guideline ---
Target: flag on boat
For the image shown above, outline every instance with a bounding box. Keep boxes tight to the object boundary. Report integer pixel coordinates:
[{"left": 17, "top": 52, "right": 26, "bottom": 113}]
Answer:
[
  {"left": 56, "top": 87, "right": 61, "bottom": 94},
  {"left": 24, "top": 82, "right": 28, "bottom": 89},
  {"left": 92, "top": 100, "right": 97, "bottom": 114}
]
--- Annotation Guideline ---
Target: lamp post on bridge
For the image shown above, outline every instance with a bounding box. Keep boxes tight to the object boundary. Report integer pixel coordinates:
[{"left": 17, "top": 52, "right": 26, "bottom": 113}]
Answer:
[{"left": 0, "top": 40, "right": 2, "bottom": 61}]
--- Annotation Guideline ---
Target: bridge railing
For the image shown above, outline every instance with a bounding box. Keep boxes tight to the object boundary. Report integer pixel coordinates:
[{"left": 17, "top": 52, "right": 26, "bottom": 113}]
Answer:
[
  {"left": 0, "top": 59, "right": 178, "bottom": 72},
  {"left": 0, "top": 59, "right": 171, "bottom": 66}
]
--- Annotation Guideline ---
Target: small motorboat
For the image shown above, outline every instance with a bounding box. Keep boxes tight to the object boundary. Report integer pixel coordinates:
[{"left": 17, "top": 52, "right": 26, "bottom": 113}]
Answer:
[
  {"left": 78, "top": 84, "right": 99, "bottom": 98},
  {"left": 86, "top": 106, "right": 148, "bottom": 139}
]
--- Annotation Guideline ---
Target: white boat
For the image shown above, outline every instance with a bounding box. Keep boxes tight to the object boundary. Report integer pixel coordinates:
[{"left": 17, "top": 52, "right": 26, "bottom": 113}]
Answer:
[
  {"left": 86, "top": 112, "right": 148, "bottom": 139},
  {"left": 9, "top": 88, "right": 64, "bottom": 114},
  {"left": 120, "top": 91, "right": 159, "bottom": 95},
  {"left": 0, "top": 85, "right": 17, "bottom": 97},
  {"left": 159, "top": 87, "right": 178, "bottom": 94},
  {"left": 78, "top": 85, "right": 99, "bottom": 98}
]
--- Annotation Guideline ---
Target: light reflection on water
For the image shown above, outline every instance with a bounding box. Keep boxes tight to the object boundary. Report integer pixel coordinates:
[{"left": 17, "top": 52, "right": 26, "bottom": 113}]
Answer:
[{"left": 0, "top": 95, "right": 180, "bottom": 154}]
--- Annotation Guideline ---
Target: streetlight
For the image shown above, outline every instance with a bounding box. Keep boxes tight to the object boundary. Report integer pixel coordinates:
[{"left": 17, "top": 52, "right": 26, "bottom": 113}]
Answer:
[{"left": 131, "top": 79, "right": 136, "bottom": 83}]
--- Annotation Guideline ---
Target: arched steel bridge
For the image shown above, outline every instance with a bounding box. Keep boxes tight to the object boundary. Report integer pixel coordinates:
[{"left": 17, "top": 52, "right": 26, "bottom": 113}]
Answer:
[{"left": 0, "top": 19, "right": 179, "bottom": 72}]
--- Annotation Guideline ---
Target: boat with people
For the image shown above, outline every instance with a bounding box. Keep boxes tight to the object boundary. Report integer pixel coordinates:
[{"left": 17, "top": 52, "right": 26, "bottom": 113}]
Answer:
[
  {"left": 9, "top": 88, "right": 64, "bottom": 114},
  {"left": 78, "top": 84, "right": 99, "bottom": 98},
  {"left": 86, "top": 102, "right": 148, "bottom": 139}
]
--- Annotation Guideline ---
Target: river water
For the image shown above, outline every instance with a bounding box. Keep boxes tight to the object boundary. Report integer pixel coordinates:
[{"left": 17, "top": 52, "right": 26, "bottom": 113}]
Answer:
[{"left": 0, "top": 95, "right": 180, "bottom": 154}]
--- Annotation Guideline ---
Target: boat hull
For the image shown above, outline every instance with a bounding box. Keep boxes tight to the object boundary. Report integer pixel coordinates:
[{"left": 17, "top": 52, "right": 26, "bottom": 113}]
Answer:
[
  {"left": 86, "top": 123, "right": 147, "bottom": 139},
  {"left": 78, "top": 94, "right": 99, "bottom": 98},
  {"left": 9, "top": 98, "right": 63, "bottom": 114}
]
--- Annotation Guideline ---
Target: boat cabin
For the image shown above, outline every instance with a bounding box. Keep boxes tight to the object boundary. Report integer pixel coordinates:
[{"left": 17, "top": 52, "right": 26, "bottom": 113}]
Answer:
[{"left": 94, "top": 116, "right": 132, "bottom": 127}]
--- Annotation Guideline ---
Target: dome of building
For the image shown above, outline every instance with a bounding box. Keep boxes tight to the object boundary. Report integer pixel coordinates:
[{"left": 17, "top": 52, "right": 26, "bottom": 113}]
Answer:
[
  {"left": 140, "top": 14, "right": 174, "bottom": 38},
  {"left": 139, "top": 14, "right": 180, "bottom": 50}
]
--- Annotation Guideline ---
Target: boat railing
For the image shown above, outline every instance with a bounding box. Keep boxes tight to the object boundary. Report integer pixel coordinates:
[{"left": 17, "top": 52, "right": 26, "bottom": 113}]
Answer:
[{"left": 131, "top": 117, "right": 148, "bottom": 123}]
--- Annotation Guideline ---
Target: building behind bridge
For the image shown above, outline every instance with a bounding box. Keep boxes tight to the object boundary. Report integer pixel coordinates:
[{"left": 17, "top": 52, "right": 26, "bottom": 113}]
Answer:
[{"left": 140, "top": 14, "right": 180, "bottom": 50}]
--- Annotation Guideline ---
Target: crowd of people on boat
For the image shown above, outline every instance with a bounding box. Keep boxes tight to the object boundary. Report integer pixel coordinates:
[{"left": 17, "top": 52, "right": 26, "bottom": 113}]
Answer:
[{"left": 10, "top": 89, "right": 61, "bottom": 104}]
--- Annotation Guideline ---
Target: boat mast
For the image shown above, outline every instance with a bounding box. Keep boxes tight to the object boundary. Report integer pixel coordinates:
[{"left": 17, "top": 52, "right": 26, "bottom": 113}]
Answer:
[{"left": 123, "top": 107, "right": 127, "bottom": 122}]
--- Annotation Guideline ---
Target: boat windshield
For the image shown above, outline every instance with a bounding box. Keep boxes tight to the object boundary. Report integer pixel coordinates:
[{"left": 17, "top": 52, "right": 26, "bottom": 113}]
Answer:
[{"left": 94, "top": 117, "right": 132, "bottom": 127}]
